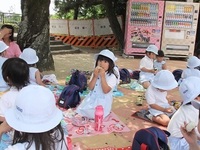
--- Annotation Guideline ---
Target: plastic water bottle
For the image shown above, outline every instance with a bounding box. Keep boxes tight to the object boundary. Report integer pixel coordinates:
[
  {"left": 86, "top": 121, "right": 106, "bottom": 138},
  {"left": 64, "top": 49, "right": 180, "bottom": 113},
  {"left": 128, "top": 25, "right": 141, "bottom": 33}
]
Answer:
[{"left": 94, "top": 105, "right": 104, "bottom": 131}]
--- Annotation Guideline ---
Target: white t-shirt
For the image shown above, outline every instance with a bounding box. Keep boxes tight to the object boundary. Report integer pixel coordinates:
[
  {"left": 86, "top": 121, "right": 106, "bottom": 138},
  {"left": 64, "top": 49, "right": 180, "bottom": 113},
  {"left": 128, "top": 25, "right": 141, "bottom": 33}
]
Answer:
[
  {"left": 0, "top": 56, "right": 9, "bottom": 92},
  {"left": 146, "top": 85, "right": 168, "bottom": 106},
  {"left": 154, "top": 60, "right": 166, "bottom": 71},
  {"left": 5, "top": 139, "right": 68, "bottom": 150},
  {"left": 145, "top": 85, "right": 171, "bottom": 116},
  {"left": 139, "top": 55, "right": 155, "bottom": 83},
  {"left": 29, "top": 67, "right": 38, "bottom": 85},
  {"left": 167, "top": 105, "right": 198, "bottom": 138},
  {"left": 0, "top": 87, "right": 19, "bottom": 117}
]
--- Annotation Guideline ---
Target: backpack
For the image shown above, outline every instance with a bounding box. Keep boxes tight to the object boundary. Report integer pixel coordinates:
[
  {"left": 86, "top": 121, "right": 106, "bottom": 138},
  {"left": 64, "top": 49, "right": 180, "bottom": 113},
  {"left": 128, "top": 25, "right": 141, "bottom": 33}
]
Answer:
[
  {"left": 172, "top": 69, "right": 183, "bottom": 82},
  {"left": 132, "top": 126, "right": 170, "bottom": 150},
  {"left": 68, "top": 70, "right": 87, "bottom": 93},
  {"left": 119, "top": 68, "right": 131, "bottom": 84},
  {"left": 131, "top": 70, "right": 140, "bottom": 80},
  {"left": 57, "top": 84, "right": 81, "bottom": 109}
]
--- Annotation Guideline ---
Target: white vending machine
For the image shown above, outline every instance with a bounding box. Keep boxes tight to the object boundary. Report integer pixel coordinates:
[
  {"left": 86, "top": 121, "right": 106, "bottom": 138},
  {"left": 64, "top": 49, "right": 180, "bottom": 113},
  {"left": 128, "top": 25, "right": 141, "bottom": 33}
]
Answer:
[{"left": 161, "top": 1, "right": 199, "bottom": 57}]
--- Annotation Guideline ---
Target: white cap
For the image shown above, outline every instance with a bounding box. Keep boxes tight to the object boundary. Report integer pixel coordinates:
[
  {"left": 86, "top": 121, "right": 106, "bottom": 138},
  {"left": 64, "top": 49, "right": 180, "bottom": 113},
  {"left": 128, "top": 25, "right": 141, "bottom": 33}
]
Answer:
[
  {"left": 151, "top": 70, "right": 178, "bottom": 90},
  {"left": 187, "top": 56, "right": 200, "bottom": 69},
  {"left": 179, "top": 76, "right": 200, "bottom": 105},
  {"left": 0, "top": 41, "right": 8, "bottom": 53},
  {"left": 146, "top": 45, "right": 158, "bottom": 55},
  {"left": 94, "top": 49, "right": 117, "bottom": 63},
  {"left": 19, "top": 48, "right": 39, "bottom": 64},
  {"left": 5, "top": 85, "right": 63, "bottom": 133}
]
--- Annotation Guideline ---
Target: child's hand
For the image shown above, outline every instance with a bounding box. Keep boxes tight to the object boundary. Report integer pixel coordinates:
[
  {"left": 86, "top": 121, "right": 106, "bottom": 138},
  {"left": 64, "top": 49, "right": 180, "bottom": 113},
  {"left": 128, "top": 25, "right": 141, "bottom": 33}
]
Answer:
[
  {"left": 98, "top": 66, "right": 105, "bottom": 76},
  {"left": 180, "top": 122, "right": 197, "bottom": 145},
  {"left": 164, "top": 107, "right": 173, "bottom": 113},
  {"left": 0, "top": 28, "right": 10, "bottom": 36},
  {"left": 94, "top": 66, "right": 100, "bottom": 77}
]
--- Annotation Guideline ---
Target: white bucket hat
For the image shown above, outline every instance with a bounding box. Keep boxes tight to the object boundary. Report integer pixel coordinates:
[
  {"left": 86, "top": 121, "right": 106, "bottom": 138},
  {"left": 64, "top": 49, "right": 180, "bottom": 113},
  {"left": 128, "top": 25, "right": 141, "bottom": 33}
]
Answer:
[
  {"left": 5, "top": 85, "right": 63, "bottom": 133},
  {"left": 94, "top": 49, "right": 117, "bottom": 63},
  {"left": 187, "top": 56, "right": 200, "bottom": 69},
  {"left": 19, "top": 48, "right": 39, "bottom": 64},
  {"left": 151, "top": 70, "right": 178, "bottom": 90},
  {"left": 179, "top": 76, "right": 200, "bottom": 105},
  {"left": 0, "top": 41, "right": 9, "bottom": 53},
  {"left": 146, "top": 45, "right": 158, "bottom": 55}
]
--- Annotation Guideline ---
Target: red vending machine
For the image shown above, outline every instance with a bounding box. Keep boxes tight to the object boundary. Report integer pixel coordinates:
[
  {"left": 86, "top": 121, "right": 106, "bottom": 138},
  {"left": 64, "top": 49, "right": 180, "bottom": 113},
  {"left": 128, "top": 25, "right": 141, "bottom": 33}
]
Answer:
[
  {"left": 161, "top": 1, "right": 199, "bottom": 58},
  {"left": 124, "top": 0, "right": 165, "bottom": 56}
]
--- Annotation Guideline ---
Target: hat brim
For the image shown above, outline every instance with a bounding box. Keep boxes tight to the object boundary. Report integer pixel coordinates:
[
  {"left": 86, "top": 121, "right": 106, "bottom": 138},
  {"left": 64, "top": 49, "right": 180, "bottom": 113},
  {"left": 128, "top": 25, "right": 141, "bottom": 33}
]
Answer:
[
  {"left": 20, "top": 56, "right": 39, "bottom": 64},
  {"left": 5, "top": 107, "right": 63, "bottom": 133},
  {"left": 182, "top": 95, "right": 198, "bottom": 105},
  {"left": 151, "top": 81, "right": 178, "bottom": 91}
]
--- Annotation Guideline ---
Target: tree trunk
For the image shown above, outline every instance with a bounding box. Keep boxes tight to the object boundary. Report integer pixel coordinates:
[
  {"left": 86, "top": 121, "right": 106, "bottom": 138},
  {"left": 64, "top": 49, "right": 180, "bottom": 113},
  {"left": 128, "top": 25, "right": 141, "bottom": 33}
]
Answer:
[
  {"left": 73, "top": 5, "right": 79, "bottom": 20},
  {"left": 102, "top": 0, "right": 124, "bottom": 51},
  {"left": 17, "top": 0, "right": 55, "bottom": 71}
]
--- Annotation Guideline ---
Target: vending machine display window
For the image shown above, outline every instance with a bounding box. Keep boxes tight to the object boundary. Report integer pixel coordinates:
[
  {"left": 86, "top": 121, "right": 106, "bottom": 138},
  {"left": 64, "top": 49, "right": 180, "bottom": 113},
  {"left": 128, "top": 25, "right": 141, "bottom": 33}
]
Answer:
[
  {"left": 165, "top": 4, "right": 194, "bottom": 29},
  {"left": 130, "top": 3, "right": 158, "bottom": 27}
]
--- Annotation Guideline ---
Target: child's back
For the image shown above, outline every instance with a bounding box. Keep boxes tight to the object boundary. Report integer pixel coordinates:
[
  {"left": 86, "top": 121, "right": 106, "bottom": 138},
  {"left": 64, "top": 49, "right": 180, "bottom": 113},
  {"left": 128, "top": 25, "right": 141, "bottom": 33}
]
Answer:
[{"left": 167, "top": 76, "right": 200, "bottom": 150}]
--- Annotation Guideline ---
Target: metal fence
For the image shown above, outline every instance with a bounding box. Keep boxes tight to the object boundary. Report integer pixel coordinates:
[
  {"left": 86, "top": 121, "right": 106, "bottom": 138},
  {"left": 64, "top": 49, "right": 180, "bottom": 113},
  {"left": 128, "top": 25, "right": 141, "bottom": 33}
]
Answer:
[{"left": 0, "top": 12, "right": 21, "bottom": 25}]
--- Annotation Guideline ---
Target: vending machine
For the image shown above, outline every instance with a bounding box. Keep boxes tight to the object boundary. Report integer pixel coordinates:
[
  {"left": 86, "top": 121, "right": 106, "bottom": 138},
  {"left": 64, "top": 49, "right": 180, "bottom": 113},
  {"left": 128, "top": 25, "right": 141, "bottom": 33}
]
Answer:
[
  {"left": 124, "top": 0, "right": 165, "bottom": 56},
  {"left": 161, "top": 1, "right": 199, "bottom": 57}
]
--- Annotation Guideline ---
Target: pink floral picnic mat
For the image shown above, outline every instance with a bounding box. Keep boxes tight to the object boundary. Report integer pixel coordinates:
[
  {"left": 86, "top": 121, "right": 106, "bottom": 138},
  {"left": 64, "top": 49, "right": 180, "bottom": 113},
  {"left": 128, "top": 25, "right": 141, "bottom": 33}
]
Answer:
[{"left": 62, "top": 110, "right": 130, "bottom": 138}]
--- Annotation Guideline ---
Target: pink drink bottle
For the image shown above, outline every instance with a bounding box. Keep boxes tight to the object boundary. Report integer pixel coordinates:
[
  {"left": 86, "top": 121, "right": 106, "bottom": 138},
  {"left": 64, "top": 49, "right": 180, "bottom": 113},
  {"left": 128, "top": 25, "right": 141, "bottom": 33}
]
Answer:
[{"left": 94, "top": 105, "right": 104, "bottom": 131}]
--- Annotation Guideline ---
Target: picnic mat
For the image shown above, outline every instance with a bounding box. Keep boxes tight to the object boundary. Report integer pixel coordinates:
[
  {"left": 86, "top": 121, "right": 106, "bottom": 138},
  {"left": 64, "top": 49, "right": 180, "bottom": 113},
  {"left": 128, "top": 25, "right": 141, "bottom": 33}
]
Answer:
[
  {"left": 87, "top": 146, "right": 132, "bottom": 150},
  {"left": 119, "top": 79, "right": 145, "bottom": 92},
  {"left": 132, "top": 109, "right": 153, "bottom": 123},
  {"left": 62, "top": 111, "right": 130, "bottom": 138}
]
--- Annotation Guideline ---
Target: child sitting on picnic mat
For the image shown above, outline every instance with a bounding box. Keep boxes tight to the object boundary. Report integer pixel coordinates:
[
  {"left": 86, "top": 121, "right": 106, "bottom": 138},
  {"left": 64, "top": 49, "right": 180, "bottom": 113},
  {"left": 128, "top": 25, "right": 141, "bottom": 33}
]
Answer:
[
  {"left": 153, "top": 50, "right": 167, "bottom": 71},
  {"left": 145, "top": 70, "right": 178, "bottom": 126},
  {"left": 76, "top": 49, "right": 118, "bottom": 119},
  {"left": 19, "top": 48, "right": 45, "bottom": 86},
  {"left": 0, "top": 58, "right": 29, "bottom": 122},
  {"left": 0, "top": 85, "right": 67, "bottom": 150},
  {"left": 139, "top": 45, "right": 158, "bottom": 89},
  {"left": 167, "top": 76, "right": 200, "bottom": 150},
  {"left": 181, "top": 56, "right": 200, "bottom": 80}
]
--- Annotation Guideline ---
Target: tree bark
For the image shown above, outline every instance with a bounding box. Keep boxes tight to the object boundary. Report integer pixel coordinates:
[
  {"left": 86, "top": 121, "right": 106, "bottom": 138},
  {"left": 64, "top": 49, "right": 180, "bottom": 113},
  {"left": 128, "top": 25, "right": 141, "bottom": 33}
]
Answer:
[
  {"left": 17, "top": 0, "right": 55, "bottom": 71},
  {"left": 102, "top": 0, "right": 124, "bottom": 51}
]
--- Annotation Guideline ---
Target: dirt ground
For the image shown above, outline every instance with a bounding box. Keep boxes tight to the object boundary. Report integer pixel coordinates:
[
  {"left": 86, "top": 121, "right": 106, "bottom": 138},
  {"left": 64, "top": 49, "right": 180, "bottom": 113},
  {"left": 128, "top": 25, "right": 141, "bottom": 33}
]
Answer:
[
  {"left": 44, "top": 49, "right": 187, "bottom": 149},
  {"left": 44, "top": 49, "right": 187, "bottom": 84}
]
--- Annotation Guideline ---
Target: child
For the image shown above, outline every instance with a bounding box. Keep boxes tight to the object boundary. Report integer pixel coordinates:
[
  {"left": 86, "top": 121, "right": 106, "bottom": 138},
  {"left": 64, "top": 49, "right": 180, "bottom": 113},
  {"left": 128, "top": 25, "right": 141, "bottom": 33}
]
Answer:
[
  {"left": 145, "top": 70, "right": 178, "bottom": 126},
  {"left": 0, "top": 85, "right": 67, "bottom": 149},
  {"left": 19, "top": 47, "right": 45, "bottom": 86},
  {"left": 153, "top": 50, "right": 167, "bottom": 71},
  {"left": 167, "top": 76, "right": 200, "bottom": 150},
  {"left": 181, "top": 56, "right": 200, "bottom": 79},
  {"left": 0, "top": 41, "right": 9, "bottom": 91},
  {"left": 139, "top": 45, "right": 158, "bottom": 89},
  {"left": 76, "top": 49, "right": 118, "bottom": 119},
  {"left": 0, "top": 58, "right": 29, "bottom": 122},
  {"left": 0, "top": 24, "right": 21, "bottom": 58}
]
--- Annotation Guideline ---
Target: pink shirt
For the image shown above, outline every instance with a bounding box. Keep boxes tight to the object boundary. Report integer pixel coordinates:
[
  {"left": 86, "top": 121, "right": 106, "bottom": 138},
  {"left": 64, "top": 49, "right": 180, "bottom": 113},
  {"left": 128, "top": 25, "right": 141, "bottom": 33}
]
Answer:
[{"left": 4, "top": 41, "right": 21, "bottom": 58}]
